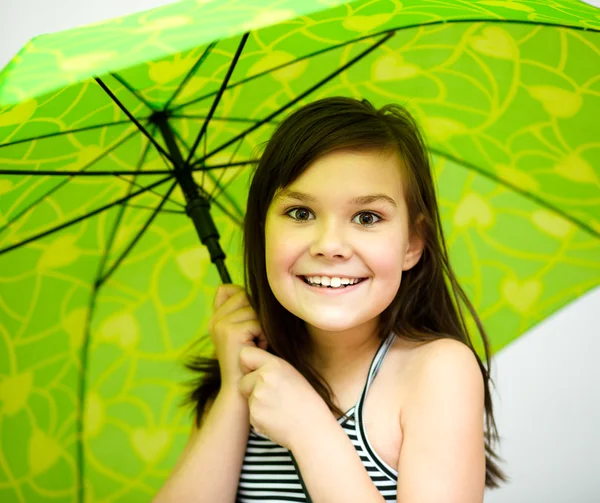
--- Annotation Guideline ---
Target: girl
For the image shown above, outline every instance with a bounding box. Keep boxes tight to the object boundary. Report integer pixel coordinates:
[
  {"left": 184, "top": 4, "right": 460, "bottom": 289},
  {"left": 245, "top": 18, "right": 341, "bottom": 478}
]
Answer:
[{"left": 155, "top": 97, "right": 507, "bottom": 502}]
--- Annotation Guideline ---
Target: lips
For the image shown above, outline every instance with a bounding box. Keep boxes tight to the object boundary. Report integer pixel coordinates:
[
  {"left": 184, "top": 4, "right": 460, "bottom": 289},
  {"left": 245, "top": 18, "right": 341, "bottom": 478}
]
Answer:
[{"left": 296, "top": 275, "right": 367, "bottom": 293}]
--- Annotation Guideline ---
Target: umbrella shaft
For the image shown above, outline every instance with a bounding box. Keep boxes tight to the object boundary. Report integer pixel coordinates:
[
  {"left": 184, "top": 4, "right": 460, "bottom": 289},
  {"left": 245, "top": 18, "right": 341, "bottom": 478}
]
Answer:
[{"left": 154, "top": 112, "right": 231, "bottom": 284}]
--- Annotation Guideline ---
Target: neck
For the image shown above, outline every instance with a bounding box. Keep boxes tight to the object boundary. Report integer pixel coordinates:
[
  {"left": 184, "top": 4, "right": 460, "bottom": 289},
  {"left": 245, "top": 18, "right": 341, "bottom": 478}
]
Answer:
[{"left": 305, "top": 317, "right": 382, "bottom": 376}]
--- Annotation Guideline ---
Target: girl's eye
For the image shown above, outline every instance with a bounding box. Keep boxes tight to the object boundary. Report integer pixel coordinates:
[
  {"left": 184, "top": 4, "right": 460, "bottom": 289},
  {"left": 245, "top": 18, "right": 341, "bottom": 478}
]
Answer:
[
  {"left": 286, "top": 208, "right": 314, "bottom": 221},
  {"left": 353, "top": 212, "right": 381, "bottom": 226},
  {"left": 285, "top": 208, "right": 382, "bottom": 227}
]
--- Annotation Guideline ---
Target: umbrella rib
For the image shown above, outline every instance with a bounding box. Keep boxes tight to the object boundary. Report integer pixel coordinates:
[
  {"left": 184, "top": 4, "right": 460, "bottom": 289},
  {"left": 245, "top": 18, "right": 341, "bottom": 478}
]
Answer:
[
  {"left": 430, "top": 148, "right": 600, "bottom": 240},
  {"left": 95, "top": 76, "right": 174, "bottom": 163},
  {"left": 171, "top": 127, "right": 245, "bottom": 221},
  {"left": 208, "top": 136, "right": 245, "bottom": 202},
  {"left": 98, "top": 180, "right": 178, "bottom": 286},
  {"left": 172, "top": 18, "right": 599, "bottom": 113},
  {"left": 110, "top": 73, "right": 158, "bottom": 112},
  {"left": 164, "top": 41, "right": 217, "bottom": 111},
  {"left": 124, "top": 203, "right": 185, "bottom": 214},
  {"left": 0, "top": 159, "right": 257, "bottom": 177},
  {"left": 171, "top": 33, "right": 379, "bottom": 111},
  {"left": 0, "top": 174, "right": 173, "bottom": 255},
  {"left": 184, "top": 32, "right": 249, "bottom": 166},
  {"left": 202, "top": 123, "right": 208, "bottom": 190},
  {"left": 0, "top": 119, "right": 148, "bottom": 149},
  {"left": 0, "top": 168, "right": 162, "bottom": 176},
  {"left": 195, "top": 188, "right": 243, "bottom": 228},
  {"left": 194, "top": 31, "right": 395, "bottom": 166},
  {"left": 0, "top": 129, "right": 141, "bottom": 237},
  {"left": 170, "top": 114, "right": 280, "bottom": 125},
  {"left": 77, "top": 279, "right": 98, "bottom": 503},
  {"left": 95, "top": 126, "right": 157, "bottom": 280},
  {"left": 113, "top": 174, "right": 186, "bottom": 209},
  {"left": 192, "top": 159, "right": 259, "bottom": 172}
]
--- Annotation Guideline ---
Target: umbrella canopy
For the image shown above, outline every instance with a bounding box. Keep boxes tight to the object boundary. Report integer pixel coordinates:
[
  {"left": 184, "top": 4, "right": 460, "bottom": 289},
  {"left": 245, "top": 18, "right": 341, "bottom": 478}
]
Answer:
[{"left": 1, "top": 0, "right": 599, "bottom": 501}]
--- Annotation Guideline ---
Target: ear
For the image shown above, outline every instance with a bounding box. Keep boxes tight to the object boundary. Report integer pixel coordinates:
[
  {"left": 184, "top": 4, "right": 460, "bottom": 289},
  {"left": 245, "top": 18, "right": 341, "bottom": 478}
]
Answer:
[{"left": 402, "top": 214, "right": 425, "bottom": 271}]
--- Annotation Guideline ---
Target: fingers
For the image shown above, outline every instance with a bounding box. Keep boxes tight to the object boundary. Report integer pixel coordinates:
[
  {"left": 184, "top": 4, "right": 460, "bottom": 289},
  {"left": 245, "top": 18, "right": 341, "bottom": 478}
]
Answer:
[
  {"left": 238, "top": 371, "right": 255, "bottom": 400},
  {"left": 214, "top": 288, "right": 251, "bottom": 320},
  {"left": 209, "top": 315, "right": 267, "bottom": 350},
  {"left": 213, "top": 284, "right": 246, "bottom": 311},
  {"left": 234, "top": 319, "right": 265, "bottom": 346},
  {"left": 211, "top": 286, "right": 268, "bottom": 349},
  {"left": 209, "top": 286, "right": 250, "bottom": 333},
  {"left": 211, "top": 311, "right": 263, "bottom": 340},
  {"left": 221, "top": 306, "right": 258, "bottom": 325},
  {"left": 239, "top": 346, "right": 270, "bottom": 374}
]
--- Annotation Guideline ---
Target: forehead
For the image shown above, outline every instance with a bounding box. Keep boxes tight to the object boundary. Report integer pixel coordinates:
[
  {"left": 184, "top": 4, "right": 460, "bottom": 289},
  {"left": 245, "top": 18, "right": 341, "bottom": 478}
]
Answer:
[{"left": 273, "top": 148, "right": 406, "bottom": 202}]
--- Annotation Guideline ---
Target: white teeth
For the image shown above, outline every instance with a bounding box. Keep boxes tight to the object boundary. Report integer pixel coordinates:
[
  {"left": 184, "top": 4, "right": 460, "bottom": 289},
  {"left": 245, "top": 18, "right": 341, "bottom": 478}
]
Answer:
[{"left": 304, "top": 276, "right": 363, "bottom": 288}]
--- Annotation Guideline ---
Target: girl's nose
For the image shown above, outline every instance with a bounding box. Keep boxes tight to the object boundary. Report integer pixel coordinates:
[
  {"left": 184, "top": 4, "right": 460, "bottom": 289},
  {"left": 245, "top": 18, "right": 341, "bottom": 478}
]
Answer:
[{"left": 309, "top": 220, "right": 352, "bottom": 259}]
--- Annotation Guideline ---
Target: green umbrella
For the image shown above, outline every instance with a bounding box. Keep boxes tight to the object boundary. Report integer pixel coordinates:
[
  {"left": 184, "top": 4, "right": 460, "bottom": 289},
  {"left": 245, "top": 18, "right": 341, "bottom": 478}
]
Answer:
[{"left": 1, "top": 0, "right": 599, "bottom": 501}]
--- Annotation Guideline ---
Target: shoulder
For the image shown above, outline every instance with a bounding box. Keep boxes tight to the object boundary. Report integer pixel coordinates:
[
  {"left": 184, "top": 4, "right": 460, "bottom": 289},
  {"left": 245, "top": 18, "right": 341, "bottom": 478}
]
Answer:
[
  {"left": 392, "top": 341, "right": 487, "bottom": 499},
  {"left": 412, "top": 337, "right": 481, "bottom": 370},
  {"left": 400, "top": 337, "right": 484, "bottom": 420}
]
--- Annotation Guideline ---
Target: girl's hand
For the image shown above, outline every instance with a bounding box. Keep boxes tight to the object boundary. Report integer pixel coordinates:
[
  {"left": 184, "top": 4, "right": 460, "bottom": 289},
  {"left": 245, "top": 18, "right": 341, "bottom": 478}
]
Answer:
[
  {"left": 238, "top": 346, "right": 330, "bottom": 451},
  {"left": 208, "top": 284, "right": 268, "bottom": 392}
]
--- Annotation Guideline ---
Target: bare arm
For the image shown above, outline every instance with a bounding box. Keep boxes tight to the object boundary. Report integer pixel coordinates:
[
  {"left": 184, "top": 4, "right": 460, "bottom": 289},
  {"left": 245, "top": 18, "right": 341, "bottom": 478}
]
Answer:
[
  {"left": 291, "top": 412, "right": 386, "bottom": 503},
  {"left": 397, "top": 338, "right": 486, "bottom": 502},
  {"left": 153, "top": 388, "right": 250, "bottom": 503}
]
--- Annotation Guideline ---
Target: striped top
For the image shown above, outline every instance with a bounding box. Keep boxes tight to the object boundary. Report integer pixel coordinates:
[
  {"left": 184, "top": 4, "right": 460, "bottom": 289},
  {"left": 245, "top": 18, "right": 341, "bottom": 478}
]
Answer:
[{"left": 236, "top": 331, "right": 398, "bottom": 502}]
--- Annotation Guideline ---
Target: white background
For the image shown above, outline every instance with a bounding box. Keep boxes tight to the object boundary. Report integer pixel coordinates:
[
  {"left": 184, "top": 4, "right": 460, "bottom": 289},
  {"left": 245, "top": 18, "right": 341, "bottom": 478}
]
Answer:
[{"left": 1, "top": 1, "right": 599, "bottom": 502}]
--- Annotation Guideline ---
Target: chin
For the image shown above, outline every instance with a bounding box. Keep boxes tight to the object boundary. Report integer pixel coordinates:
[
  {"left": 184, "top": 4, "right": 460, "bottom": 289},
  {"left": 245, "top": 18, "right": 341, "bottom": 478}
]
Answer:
[{"left": 297, "top": 311, "right": 367, "bottom": 332}]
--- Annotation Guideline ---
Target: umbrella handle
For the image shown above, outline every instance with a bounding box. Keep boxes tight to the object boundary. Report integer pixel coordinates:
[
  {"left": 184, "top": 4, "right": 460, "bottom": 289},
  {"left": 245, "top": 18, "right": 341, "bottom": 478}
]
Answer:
[
  {"left": 187, "top": 199, "right": 232, "bottom": 284},
  {"left": 214, "top": 256, "right": 231, "bottom": 284}
]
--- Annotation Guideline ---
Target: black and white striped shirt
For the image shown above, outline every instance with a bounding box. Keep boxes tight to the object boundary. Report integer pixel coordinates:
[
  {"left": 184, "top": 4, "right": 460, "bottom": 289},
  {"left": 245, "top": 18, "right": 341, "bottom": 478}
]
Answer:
[{"left": 236, "top": 332, "right": 398, "bottom": 502}]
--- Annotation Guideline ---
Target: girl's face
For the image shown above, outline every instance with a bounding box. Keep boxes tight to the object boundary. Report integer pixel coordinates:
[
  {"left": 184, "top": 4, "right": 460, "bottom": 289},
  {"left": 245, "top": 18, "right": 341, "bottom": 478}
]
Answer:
[{"left": 264, "top": 148, "right": 423, "bottom": 334}]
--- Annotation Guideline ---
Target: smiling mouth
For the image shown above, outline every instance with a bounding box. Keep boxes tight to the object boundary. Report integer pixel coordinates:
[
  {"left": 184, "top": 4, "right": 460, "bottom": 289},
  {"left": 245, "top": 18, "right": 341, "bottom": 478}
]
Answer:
[{"left": 298, "top": 276, "right": 367, "bottom": 289}]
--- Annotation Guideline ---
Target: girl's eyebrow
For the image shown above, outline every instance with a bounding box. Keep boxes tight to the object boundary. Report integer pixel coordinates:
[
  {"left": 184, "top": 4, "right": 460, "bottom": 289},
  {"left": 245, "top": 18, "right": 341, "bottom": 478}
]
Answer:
[{"left": 274, "top": 189, "right": 397, "bottom": 209}]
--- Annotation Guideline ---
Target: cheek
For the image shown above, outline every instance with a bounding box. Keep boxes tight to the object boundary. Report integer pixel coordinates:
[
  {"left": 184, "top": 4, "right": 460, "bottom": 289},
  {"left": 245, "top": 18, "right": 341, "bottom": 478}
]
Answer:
[
  {"left": 368, "top": 235, "right": 405, "bottom": 280},
  {"left": 264, "top": 235, "right": 300, "bottom": 311},
  {"left": 265, "top": 222, "right": 297, "bottom": 280}
]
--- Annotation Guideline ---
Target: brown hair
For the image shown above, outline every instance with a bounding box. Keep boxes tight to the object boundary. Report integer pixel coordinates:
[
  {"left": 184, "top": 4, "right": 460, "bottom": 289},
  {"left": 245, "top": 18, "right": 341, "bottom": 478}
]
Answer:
[{"left": 182, "top": 97, "right": 508, "bottom": 488}]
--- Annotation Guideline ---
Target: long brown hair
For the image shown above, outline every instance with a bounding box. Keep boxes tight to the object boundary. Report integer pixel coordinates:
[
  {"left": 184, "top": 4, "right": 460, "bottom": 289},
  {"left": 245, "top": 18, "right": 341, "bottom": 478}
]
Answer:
[{"left": 182, "top": 97, "right": 508, "bottom": 488}]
